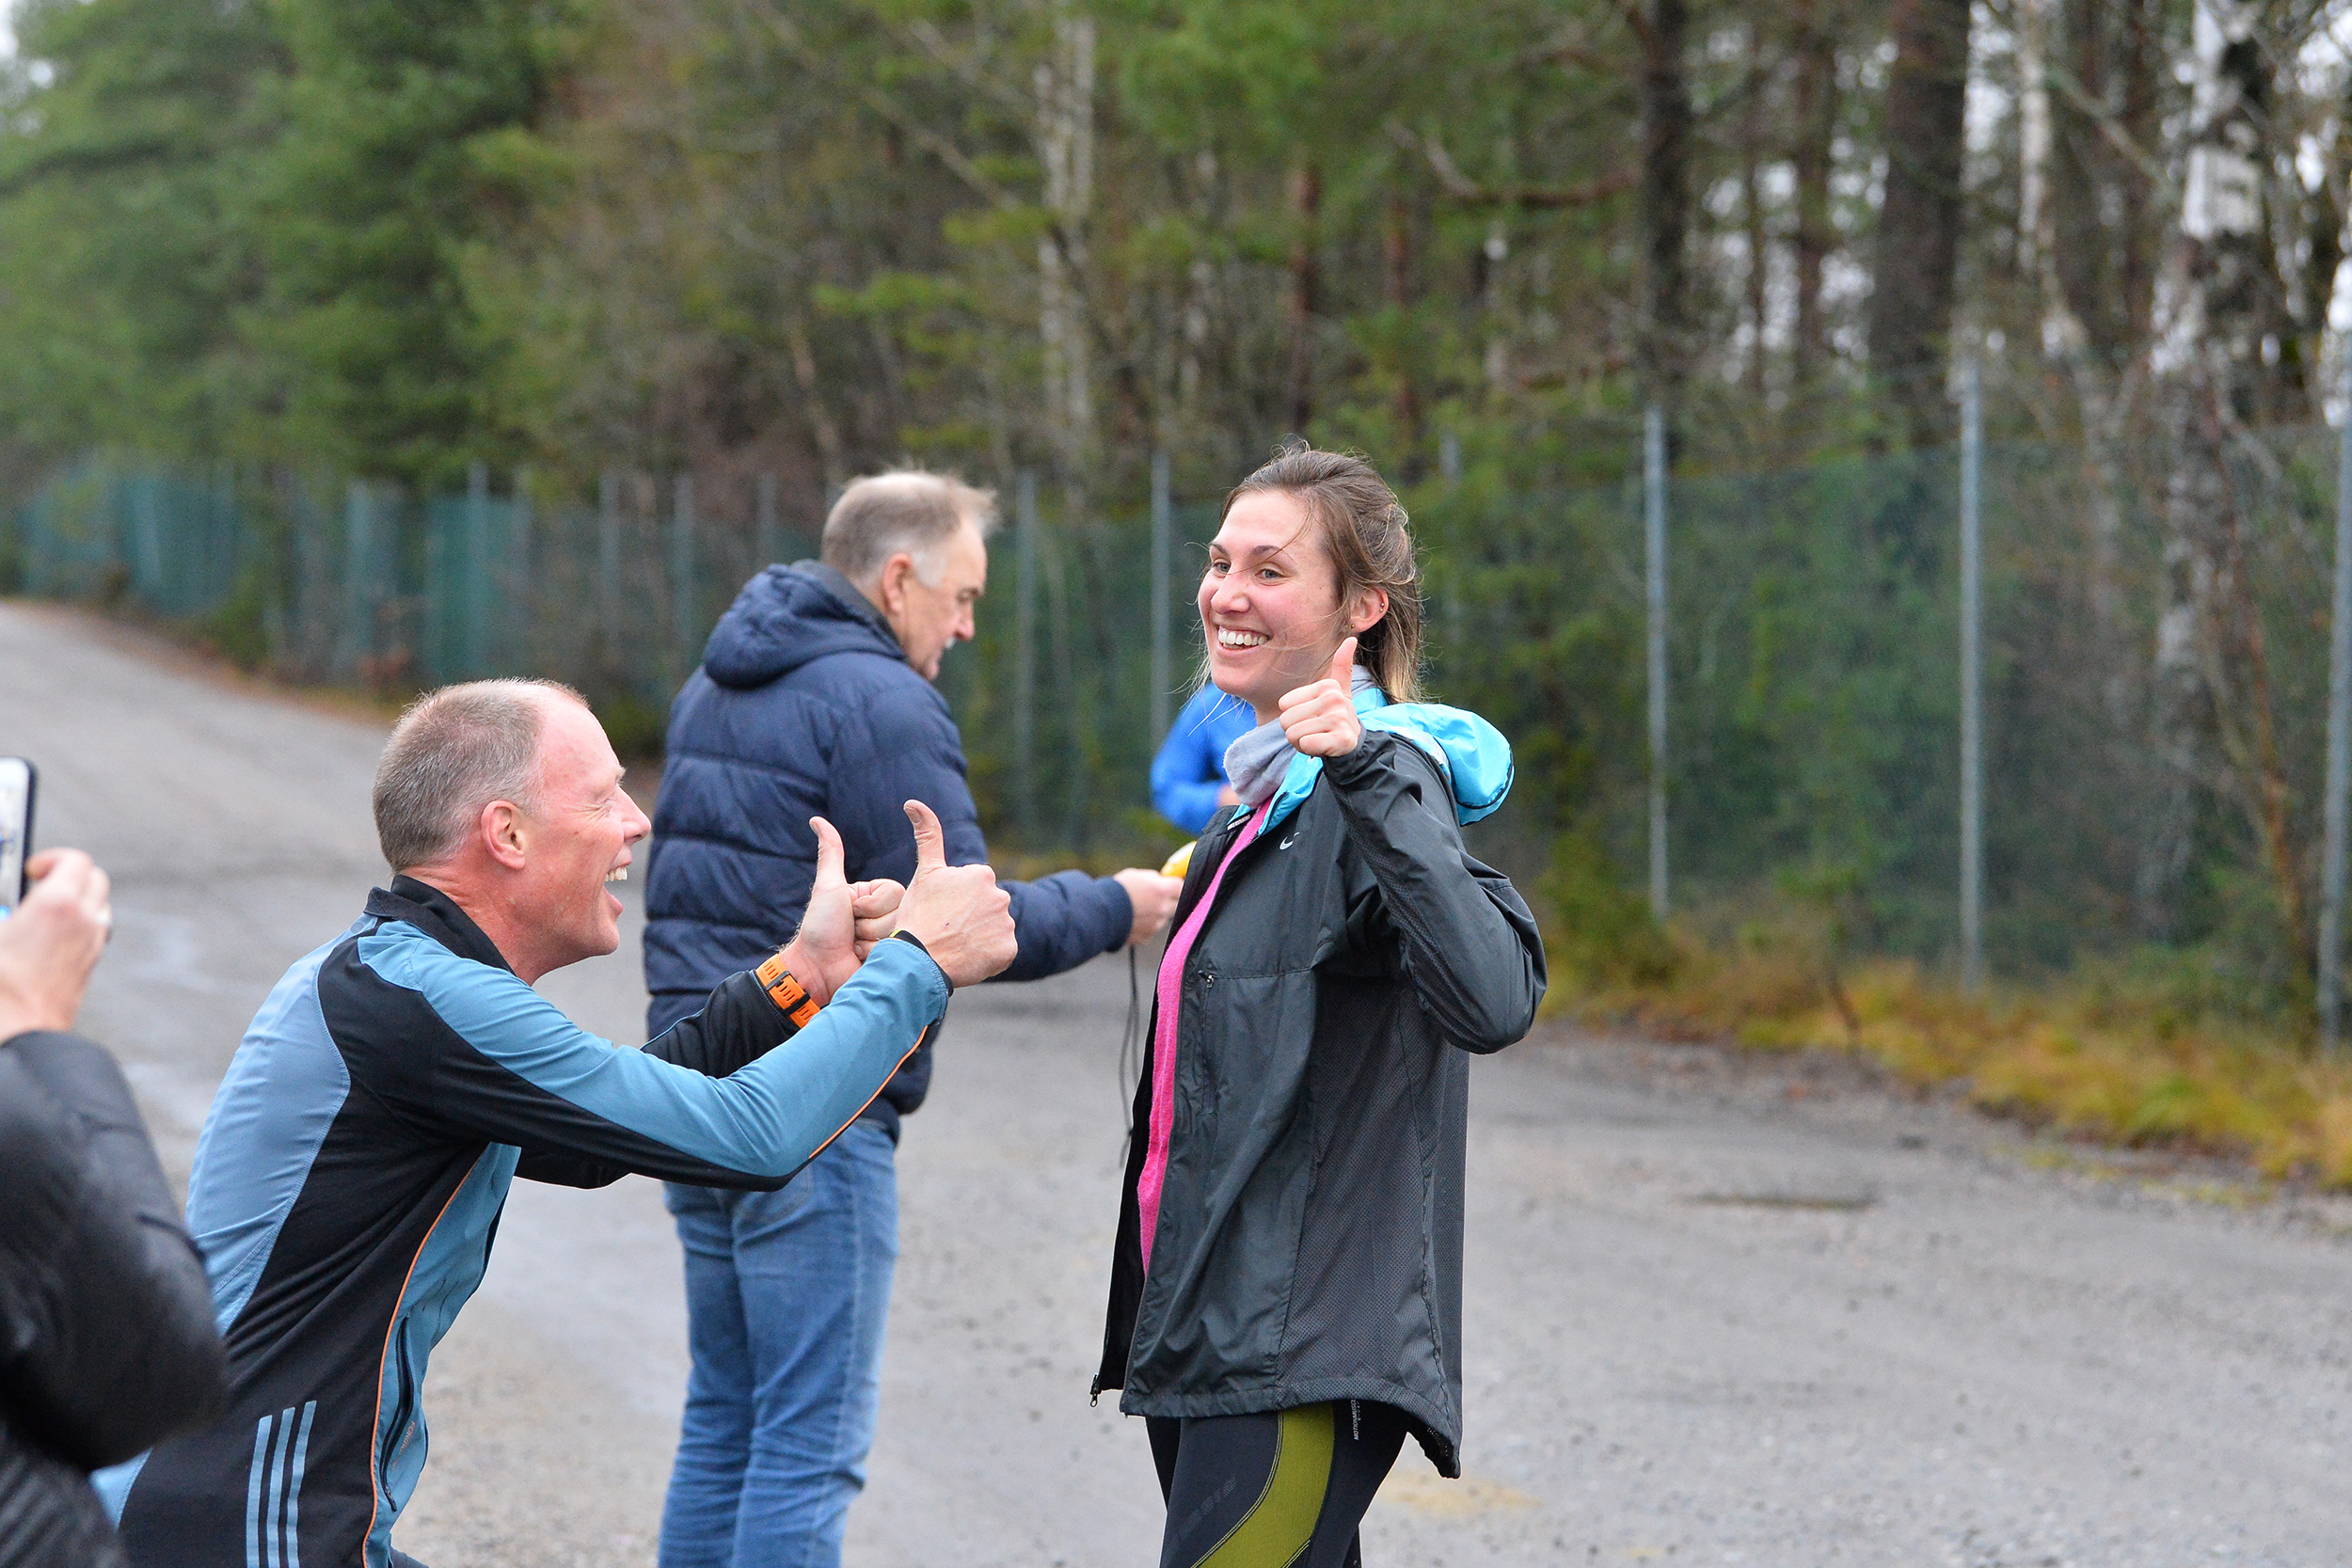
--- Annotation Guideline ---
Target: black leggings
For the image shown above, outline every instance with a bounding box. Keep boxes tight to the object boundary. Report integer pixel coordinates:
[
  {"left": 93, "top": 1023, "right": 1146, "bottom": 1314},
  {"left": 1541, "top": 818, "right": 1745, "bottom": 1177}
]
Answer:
[{"left": 1148, "top": 1401, "right": 1409, "bottom": 1568}]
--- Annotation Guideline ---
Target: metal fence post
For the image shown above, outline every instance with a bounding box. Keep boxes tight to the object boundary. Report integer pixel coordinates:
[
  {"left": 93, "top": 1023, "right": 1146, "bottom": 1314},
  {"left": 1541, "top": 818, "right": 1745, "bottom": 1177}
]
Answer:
[
  {"left": 511, "top": 468, "right": 533, "bottom": 673},
  {"left": 1014, "top": 471, "right": 1039, "bottom": 839},
  {"left": 1440, "top": 432, "right": 1465, "bottom": 668},
  {"left": 1054, "top": 481, "right": 1086, "bottom": 853},
  {"left": 1644, "top": 404, "right": 1669, "bottom": 922},
  {"left": 129, "top": 474, "right": 165, "bottom": 605},
  {"left": 340, "top": 479, "right": 373, "bottom": 680},
  {"left": 597, "top": 472, "right": 621, "bottom": 660},
  {"left": 466, "top": 462, "right": 490, "bottom": 677},
  {"left": 756, "top": 472, "right": 781, "bottom": 568},
  {"left": 1150, "top": 451, "right": 1172, "bottom": 744},
  {"left": 2321, "top": 359, "right": 2352, "bottom": 1051},
  {"left": 672, "top": 474, "right": 697, "bottom": 678},
  {"left": 1960, "top": 359, "right": 1986, "bottom": 992}
]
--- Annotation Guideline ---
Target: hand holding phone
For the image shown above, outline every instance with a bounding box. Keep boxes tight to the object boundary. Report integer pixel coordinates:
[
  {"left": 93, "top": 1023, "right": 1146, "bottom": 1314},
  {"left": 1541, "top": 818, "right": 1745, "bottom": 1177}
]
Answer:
[
  {"left": 0, "top": 757, "right": 32, "bottom": 917},
  {"left": 0, "top": 847, "right": 112, "bottom": 1039}
]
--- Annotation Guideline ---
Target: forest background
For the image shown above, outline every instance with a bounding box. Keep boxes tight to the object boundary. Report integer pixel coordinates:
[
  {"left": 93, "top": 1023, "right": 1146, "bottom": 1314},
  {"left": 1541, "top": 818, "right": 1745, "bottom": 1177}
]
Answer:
[{"left": 9, "top": 0, "right": 2352, "bottom": 1178}]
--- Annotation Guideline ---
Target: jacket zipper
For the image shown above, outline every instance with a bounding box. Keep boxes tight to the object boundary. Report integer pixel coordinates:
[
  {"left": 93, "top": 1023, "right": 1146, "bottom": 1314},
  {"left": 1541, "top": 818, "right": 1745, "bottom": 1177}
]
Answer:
[{"left": 380, "top": 1323, "right": 415, "bottom": 1475}]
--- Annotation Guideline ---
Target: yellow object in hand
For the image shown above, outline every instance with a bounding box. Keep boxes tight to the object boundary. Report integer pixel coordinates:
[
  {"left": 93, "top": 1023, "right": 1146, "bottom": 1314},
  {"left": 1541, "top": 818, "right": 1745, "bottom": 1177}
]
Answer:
[{"left": 1161, "top": 841, "right": 1197, "bottom": 880}]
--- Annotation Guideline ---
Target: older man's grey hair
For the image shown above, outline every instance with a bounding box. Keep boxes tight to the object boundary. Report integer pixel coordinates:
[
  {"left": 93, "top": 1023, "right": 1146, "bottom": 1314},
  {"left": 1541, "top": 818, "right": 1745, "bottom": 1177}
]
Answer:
[
  {"left": 373, "top": 678, "right": 589, "bottom": 872},
  {"left": 820, "top": 468, "right": 999, "bottom": 588}
]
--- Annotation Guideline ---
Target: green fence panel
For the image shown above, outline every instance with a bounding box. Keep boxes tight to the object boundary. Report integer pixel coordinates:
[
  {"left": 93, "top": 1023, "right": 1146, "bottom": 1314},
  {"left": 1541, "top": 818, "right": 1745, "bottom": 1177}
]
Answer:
[{"left": 6, "top": 433, "right": 2342, "bottom": 989}]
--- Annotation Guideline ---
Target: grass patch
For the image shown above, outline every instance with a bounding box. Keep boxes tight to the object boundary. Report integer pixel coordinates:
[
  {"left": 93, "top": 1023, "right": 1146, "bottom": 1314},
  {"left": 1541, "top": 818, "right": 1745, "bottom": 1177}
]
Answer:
[{"left": 1564, "top": 910, "right": 2352, "bottom": 1191}]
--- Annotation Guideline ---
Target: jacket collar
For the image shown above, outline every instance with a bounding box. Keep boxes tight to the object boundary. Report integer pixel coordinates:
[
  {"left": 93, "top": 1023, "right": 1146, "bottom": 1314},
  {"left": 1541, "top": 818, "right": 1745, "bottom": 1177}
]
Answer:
[
  {"left": 1258, "top": 691, "right": 1518, "bottom": 833},
  {"left": 791, "top": 561, "right": 906, "bottom": 660},
  {"left": 367, "top": 875, "right": 515, "bottom": 973}
]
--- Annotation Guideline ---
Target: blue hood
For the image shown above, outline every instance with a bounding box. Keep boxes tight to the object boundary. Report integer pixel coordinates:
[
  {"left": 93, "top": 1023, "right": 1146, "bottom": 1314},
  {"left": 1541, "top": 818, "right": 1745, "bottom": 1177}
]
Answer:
[
  {"left": 1263, "top": 686, "right": 1515, "bottom": 832},
  {"left": 700, "top": 562, "right": 904, "bottom": 689}
]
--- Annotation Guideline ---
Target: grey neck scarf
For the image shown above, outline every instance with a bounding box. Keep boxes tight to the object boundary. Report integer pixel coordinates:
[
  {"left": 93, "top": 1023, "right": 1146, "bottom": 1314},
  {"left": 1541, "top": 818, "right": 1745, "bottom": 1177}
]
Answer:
[{"left": 1222, "top": 665, "right": 1378, "bottom": 808}]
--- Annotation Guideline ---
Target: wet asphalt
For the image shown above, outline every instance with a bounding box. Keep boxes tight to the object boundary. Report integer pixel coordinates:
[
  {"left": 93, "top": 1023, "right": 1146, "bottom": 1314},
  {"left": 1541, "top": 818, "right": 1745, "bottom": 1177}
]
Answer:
[{"left": 6, "top": 599, "right": 2349, "bottom": 1567}]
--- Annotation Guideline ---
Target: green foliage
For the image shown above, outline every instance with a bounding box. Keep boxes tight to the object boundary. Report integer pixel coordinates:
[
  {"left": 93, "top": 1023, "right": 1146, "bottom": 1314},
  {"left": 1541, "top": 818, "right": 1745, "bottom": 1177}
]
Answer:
[
  {"left": 591, "top": 691, "right": 669, "bottom": 762},
  {"left": 1536, "top": 829, "right": 1677, "bottom": 992},
  {"left": 0, "top": 0, "right": 278, "bottom": 459},
  {"left": 2, "top": 0, "right": 2344, "bottom": 1044},
  {"left": 240, "top": 0, "right": 580, "bottom": 481},
  {"left": 0, "top": 0, "right": 580, "bottom": 483}
]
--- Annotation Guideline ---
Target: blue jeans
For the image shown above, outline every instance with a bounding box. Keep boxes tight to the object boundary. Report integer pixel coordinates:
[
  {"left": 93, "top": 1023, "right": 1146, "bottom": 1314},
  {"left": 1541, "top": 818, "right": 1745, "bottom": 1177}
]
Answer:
[{"left": 659, "top": 1120, "right": 898, "bottom": 1568}]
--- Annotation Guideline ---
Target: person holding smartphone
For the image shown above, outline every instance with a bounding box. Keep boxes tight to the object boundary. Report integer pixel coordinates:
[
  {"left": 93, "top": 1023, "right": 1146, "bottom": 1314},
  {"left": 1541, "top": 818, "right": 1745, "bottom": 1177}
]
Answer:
[
  {"left": 1093, "top": 448, "right": 1546, "bottom": 1568},
  {"left": 1, "top": 847, "right": 230, "bottom": 1568}
]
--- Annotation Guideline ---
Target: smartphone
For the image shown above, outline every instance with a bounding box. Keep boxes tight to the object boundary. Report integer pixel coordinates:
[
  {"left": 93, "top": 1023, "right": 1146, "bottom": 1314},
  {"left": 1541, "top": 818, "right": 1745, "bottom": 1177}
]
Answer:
[{"left": 0, "top": 757, "right": 34, "bottom": 918}]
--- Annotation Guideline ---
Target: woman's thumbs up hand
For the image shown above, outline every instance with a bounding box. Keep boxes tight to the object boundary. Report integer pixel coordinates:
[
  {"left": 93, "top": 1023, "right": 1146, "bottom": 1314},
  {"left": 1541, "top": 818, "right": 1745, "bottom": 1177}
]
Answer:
[
  {"left": 1278, "top": 636, "right": 1362, "bottom": 758},
  {"left": 890, "top": 800, "right": 1016, "bottom": 988}
]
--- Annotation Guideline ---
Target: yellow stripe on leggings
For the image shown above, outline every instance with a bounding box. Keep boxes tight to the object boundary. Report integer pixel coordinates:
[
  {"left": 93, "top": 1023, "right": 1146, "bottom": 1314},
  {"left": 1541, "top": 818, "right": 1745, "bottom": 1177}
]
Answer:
[{"left": 1193, "top": 1403, "right": 1336, "bottom": 1568}]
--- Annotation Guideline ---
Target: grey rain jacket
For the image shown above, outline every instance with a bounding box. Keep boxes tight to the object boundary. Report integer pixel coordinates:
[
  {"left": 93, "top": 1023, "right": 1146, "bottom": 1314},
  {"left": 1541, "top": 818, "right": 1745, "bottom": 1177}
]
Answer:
[
  {"left": 1093, "top": 726, "right": 1546, "bottom": 1477},
  {"left": 0, "top": 1031, "right": 227, "bottom": 1568}
]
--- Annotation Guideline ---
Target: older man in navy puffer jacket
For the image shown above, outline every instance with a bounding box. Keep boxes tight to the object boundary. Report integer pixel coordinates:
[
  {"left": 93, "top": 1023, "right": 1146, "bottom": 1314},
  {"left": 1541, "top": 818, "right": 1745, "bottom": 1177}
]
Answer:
[{"left": 641, "top": 469, "right": 1180, "bottom": 1568}]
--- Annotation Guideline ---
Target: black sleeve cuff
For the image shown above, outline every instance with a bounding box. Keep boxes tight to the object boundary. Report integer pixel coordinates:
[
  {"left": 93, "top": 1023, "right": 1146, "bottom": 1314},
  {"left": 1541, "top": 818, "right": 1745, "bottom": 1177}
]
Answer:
[
  {"left": 884, "top": 928, "right": 954, "bottom": 989},
  {"left": 1322, "top": 728, "right": 1393, "bottom": 786}
]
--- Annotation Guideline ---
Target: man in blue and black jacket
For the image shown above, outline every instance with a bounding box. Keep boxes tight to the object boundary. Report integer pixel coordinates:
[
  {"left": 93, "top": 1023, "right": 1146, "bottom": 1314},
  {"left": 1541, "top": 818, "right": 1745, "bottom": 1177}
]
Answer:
[
  {"left": 103, "top": 678, "right": 1017, "bottom": 1568},
  {"left": 642, "top": 469, "right": 1181, "bottom": 1568}
]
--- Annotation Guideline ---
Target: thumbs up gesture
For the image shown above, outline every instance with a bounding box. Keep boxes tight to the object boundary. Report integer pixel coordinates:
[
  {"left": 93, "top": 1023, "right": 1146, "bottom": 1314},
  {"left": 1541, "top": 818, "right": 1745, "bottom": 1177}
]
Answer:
[
  {"left": 888, "top": 800, "right": 1017, "bottom": 988},
  {"left": 769, "top": 816, "right": 877, "bottom": 1006},
  {"left": 1277, "top": 636, "right": 1363, "bottom": 758}
]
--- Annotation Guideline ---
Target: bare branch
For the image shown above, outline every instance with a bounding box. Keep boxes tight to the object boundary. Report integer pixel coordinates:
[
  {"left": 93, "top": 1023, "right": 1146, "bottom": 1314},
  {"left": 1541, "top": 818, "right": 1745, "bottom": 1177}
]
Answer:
[
  {"left": 734, "top": 0, "right": 1020, "bottom": 210},
  {"left": 1387, "top": 121, "right": 1632, "bottom": 209}
]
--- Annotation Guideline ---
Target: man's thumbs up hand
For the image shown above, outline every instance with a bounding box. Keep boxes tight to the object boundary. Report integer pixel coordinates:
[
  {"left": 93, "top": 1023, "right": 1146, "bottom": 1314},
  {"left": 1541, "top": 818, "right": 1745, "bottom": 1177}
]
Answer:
[
  {"left": 890, "top": 800, "right": 1016, "bottom": 988},
  {"left": 1278, "top": 635, "right": 1363, "bottom": 758},
  {"left": 906, "top": 799, "right": 948, "bottom": 878},
  {"left": 771, "top": 816, "right": 868, "bottom": 1006}
]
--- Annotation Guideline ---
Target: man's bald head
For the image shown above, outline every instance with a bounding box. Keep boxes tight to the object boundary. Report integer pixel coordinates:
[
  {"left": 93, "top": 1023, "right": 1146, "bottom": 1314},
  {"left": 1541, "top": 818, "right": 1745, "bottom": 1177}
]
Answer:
[{"left": 373, "top": 679, "right": 589, "bottom": 873}]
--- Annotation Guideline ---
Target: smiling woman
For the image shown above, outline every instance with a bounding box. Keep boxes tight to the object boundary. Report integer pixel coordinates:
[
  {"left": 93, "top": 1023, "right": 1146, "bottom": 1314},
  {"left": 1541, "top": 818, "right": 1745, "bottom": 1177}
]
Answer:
[
  {"left": 1198, "top": 446, "right": 1423, "bottom": 721},
  {"left": 1101, "top": 446, "right": 1547, "bottom": 1568}
]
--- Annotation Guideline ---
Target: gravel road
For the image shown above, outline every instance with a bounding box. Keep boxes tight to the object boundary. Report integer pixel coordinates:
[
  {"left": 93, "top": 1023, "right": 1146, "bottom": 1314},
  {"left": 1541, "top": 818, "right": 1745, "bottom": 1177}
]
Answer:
[{"left": 5, "top": 599, "right": 2349, "bottom": 1567}]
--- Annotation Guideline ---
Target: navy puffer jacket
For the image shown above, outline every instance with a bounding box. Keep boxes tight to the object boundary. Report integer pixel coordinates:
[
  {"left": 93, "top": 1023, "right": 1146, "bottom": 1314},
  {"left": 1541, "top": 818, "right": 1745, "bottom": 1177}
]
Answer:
[{"left": 643, "top": 562, "right": 1135, "bottom": 1136}]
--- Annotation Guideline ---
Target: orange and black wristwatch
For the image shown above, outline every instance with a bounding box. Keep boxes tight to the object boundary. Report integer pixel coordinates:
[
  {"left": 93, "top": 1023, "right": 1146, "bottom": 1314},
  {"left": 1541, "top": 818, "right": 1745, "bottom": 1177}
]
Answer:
[{"left": 754, "top": 954, "right": 821, "bottom": 1028}]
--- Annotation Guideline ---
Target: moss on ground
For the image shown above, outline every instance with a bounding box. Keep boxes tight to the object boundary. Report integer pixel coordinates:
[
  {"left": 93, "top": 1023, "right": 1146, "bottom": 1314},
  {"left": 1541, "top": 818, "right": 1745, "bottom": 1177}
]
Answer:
[{"left": 1566, "top": 940, "right": 2352, "bottom": 1190}]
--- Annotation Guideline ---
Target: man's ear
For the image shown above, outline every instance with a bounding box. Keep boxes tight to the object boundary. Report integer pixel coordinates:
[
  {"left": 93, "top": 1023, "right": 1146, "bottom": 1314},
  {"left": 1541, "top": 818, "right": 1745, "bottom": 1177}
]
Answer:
[
  {"left": 482, "top": 800, "right": 530, "bottom": 872},
  {"left": 878, "top": 552, "right": 917, "bottom": 616}
]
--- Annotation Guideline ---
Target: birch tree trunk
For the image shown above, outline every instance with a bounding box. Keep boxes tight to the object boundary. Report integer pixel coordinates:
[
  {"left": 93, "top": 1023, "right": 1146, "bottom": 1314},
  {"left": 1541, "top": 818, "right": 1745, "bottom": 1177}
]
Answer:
[
  {"left": 1789, "top": 0, "right": 1837, "bottom": 417},
  {"left": 1867, "top": 0, "right": 1970, "bottom": 448},
  {"left": 1637, "top": 0, "right": 1692, "bottom": 414},
  {"left": 1741, "top": 32, "right": 1770, "bottom": 408},
  {"left": 2024, "top": 0, "right": 2132, "bottom": 724},
  {"left": 1285, "top": 163, "right": 1321, "bottom": 434},
  {"left": 1036, "top": 1, "right": 1095, "bottom": 497},
  {"left": 2139, "top": 0, "right": 2270, "bottom": 941}
]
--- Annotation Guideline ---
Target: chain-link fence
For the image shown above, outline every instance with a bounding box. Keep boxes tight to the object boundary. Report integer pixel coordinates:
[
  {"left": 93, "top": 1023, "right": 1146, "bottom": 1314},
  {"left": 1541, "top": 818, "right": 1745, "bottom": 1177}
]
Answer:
[
  {"left": 6, "top": 461, "right": 826, "bottom": 704},
  {"left": 5, "top": 420, "right": 2344, "bottom": 1000}
]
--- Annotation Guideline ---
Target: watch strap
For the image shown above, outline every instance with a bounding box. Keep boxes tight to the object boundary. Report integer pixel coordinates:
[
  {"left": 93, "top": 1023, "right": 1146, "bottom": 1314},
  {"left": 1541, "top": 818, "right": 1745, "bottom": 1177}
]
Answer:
[{"left": 754, "top": 953, "right": 821, "bottom": 1028}]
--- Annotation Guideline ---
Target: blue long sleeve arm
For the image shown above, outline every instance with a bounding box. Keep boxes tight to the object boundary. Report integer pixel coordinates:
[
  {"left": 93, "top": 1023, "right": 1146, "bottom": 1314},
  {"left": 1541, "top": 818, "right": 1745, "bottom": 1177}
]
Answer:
[
  {"left": 361, "top": 929, "right": 950, "bottom": 1187},
  {"left": 1151, "top": 688, "right": 1252, "bottom": 834}
]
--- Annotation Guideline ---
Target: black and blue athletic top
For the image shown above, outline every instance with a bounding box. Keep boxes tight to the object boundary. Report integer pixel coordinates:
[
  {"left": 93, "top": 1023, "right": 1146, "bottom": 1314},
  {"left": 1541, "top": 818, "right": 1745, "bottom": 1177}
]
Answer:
[{"left": 100, "top": 876, "right": 946, "bottom": 1568}]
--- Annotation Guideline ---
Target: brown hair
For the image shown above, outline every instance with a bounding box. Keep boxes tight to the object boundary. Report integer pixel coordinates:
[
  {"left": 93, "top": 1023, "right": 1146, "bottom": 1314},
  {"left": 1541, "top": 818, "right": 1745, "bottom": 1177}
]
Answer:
[{"left": 1221, "top": 445, "right": 1422, "bottom": 702}]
